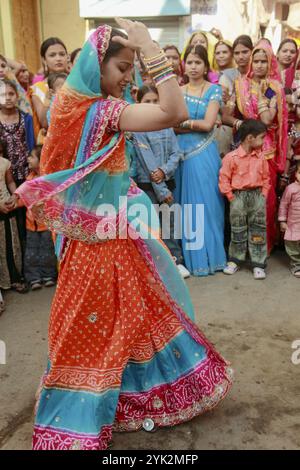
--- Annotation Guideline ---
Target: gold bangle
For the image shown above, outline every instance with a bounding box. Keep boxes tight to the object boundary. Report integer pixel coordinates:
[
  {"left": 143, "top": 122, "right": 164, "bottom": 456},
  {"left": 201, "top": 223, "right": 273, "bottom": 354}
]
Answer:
[
  {"left": 148, "top": 62, "right": 172, "bottom": 75},
  {"left": 190, "top": 120, "right": 194, "bottom": 130},
  {"left": 143, "top": 50, "right": 165, "bottom": 62},
  {"left": 155, "top": 73, "right": 177, "bottom": 87}
]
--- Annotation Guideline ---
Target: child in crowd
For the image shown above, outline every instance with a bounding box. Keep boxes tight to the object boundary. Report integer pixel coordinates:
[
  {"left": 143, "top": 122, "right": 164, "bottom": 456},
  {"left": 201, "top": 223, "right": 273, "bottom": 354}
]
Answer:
[
  {"left": 22, "top": 145, "right": 57, "bottom": 290},
  {"left": 279, "top": 161, "right": 300, "bottom": 277},
  {"left": 219, "top": 119, "right": 270, "bottom": 280},
  {"left": 132, "top": 85, "right": 190, "bottom": 279},
  {"left": 0, "top": 79, "right": 35, "bottom": 277},
  {"left": 0, "top": 139, "right": 25, "bottom": 302},
  {"left": 0, "top": 55, "right": 8, "bottom": 80},
  {"left": 46, "top": 72, "right": 68, "bottom": 125}
]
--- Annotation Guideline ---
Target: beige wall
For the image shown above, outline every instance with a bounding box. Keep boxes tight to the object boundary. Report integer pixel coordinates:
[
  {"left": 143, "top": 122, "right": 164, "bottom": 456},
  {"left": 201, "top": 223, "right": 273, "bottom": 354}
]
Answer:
[
  {"left": 0, "top": 0, "right": 15, "bottom": 58},
  {"left": 40, "top": 0, "right": 86, "bottom": 54}
]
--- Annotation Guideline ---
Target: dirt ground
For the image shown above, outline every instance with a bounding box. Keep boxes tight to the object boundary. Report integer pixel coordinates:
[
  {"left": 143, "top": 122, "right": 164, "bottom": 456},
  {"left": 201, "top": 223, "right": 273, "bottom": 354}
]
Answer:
[{"left": 0, "top": 250, "right": 299, "bottom": 451}]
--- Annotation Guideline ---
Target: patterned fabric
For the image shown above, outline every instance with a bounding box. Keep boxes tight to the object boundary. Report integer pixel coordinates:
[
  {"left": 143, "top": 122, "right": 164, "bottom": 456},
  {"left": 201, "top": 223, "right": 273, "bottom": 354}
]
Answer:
[
  {"left": 233, "top": 43, "right": 288, "bottom": 252},
  {"left": 0, "top": 157, "right": 11, "bottom": 203},
  {"left": 16, "top": 25, "right": 233, "bottom": 451},
  {"left": 0, "top": 212, "right": 23, "bottom": 289},
  {"left": 236, "top": 44, "right": 288, "bottom": 171},
  {"left": 0, "top": 112, "right": 29, "bottom": 184},
  {"left": 229, "top": 189, "right": 268, "bottom": 269}
]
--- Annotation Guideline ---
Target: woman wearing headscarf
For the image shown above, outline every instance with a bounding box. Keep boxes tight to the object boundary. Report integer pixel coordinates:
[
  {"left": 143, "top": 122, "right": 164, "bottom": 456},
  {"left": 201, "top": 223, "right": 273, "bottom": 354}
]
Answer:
[
  {"left": 181, "top": 30, "right": 219, "bottom": 84},
  {"left": 16, "top": 19, "right": 232, "bottom": 451},
  {"left": 223, "top": 42, "right": 288, "bottom": 252}
]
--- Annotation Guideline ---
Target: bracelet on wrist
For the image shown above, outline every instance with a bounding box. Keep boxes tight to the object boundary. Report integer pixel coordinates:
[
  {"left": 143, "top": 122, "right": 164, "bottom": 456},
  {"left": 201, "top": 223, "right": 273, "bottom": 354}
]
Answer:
[
  {"left": 143, "top": 50, "right": 176, "bottom": 87},
  {"left": 180, "top": 120, "right": 191, "bottom": 129}
]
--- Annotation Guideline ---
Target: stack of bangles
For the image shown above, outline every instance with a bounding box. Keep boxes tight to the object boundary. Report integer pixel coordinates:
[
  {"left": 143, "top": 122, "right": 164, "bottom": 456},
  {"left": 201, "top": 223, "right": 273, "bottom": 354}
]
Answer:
[
  {"left": 233, "top": 119, "right": 243, "bottom": 131},
  {"left": 180, "top": 120, "right": 194, "bottom": 130},
  {"left": 143, "top": 50, "right": 177, "bottom": 86},
  {"left": 258, "top": 100, "right": 269, "bottom": 115}
]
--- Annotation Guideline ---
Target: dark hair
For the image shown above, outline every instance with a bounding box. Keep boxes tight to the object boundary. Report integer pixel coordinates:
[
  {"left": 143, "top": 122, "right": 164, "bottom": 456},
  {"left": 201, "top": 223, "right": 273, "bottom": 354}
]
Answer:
[
  {"left": 47, "top": 72, "right": 68, "bottom": 90},
  {"left": 253, "top": 48, "right": 268, "bottom": 59},
  {"left": 40, "top": 37, "right": 67, "bottom": 58},
  {"left": 137, "top": 85, "right": 158, "bottom": 103},
  {"left": 232, "top": 35, "right": 254, "bottom": 52},
  {"left": 1, "top": 79, "right": 18, "bottom": 96},
  {"left": 0, "top": 54, "right": 7, "bottom": 64},
  {"left": 277, "top": 38, "right": 298, "bottom": 54},
  {"left": 189, "top": 32, "right": 208, "bottom": 49},
  {"left": 31, "top": 145, "right": 43, "bottom": 161},
  {"left": 239, "top": 119, "right": 267, "bottom": 141},
  {"left": 102, "top": 28, "right": 128, "bottom": 64},
  {"left": 163, "top": 44, "right": 181, "bottom": 58},
  {"left": 296, "top": 160, "right": 300, "bottom": 171},
  {"left": 70, "top": 48, "right": 82, "bottom": 64},
  {"left": 0, "top": 139, "right": 8, "bottom": 159},
  {"left": 184, "top": 44, "right": 210, "bottom": 74}
]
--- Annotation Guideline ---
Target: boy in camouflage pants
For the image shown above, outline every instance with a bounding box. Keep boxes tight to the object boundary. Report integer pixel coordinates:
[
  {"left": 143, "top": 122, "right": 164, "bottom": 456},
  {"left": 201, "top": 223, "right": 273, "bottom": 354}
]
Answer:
[{"left": 219, "top": 120, "right": 270, "bottom": 280}]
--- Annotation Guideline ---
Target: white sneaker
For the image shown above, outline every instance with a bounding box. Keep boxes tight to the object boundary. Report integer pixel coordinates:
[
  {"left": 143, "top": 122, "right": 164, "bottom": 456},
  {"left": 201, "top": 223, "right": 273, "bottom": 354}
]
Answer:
[
  {"left": 223, "top": 262, "right": 239, "bottom": 275},
  {"left": 177, "top": 264, "right": 191, "bottom": 279},
  {"left": 253, "top": 267, "right": 266, "bottom": 280}
]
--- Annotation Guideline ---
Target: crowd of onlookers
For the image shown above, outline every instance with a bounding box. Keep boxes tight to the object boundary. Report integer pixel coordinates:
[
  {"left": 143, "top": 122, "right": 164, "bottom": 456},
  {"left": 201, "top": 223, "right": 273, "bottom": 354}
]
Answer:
[{"left": 1, "top": 27, "right": 300, "bottom": 315}]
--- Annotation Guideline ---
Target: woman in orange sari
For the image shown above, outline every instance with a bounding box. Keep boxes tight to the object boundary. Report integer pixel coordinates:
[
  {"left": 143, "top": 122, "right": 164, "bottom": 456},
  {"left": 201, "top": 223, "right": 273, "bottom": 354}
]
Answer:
[
  {"left": 16, "top": 19, "right": 233, "bottom": 451},
  {"left": 224, "top": 42, "right": 288, "bottom": 252}
]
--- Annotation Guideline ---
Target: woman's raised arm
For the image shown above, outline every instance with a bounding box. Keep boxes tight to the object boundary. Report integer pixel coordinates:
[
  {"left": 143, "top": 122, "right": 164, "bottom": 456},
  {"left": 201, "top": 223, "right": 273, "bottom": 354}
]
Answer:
[{"left": 114, "top": 18, "right": 188, "bottom": 132}]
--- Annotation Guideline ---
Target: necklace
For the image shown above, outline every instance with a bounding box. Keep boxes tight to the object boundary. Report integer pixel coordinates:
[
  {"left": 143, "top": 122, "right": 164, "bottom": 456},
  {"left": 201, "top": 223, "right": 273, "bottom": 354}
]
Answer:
[{"left": 187, "top": 81, "right": 206, "bottom": 96}]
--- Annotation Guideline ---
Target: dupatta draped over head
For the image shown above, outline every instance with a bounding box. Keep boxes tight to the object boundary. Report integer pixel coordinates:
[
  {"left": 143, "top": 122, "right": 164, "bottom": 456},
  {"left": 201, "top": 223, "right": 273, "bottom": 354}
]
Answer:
[
  {"left": 17, "top": 25, "right": 233, "bottom": 451},
  {"left": 17, "top": 26, "right": 134, "bottom": 255},
  {"left": 212, "top": 40, "right": 235, "bottom": 72},
  {"left": 16, "top": 25, "right": 197, "bottom": 316},
  {"left": 235, "top": 42, "right": 288, "bottom": 173}
]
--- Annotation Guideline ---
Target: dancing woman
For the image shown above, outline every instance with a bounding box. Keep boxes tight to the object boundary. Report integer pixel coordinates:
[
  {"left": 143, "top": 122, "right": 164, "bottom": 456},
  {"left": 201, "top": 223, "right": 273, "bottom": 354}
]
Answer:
[{"left": 16, "top": 19, "right": 233, "bottom": 451}]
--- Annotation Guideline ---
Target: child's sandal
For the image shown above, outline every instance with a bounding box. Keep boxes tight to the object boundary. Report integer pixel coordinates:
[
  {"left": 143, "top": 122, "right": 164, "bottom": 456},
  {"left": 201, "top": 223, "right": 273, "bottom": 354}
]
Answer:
[{"left": 11, "top": 283, "right": 29, "bottom": 294}]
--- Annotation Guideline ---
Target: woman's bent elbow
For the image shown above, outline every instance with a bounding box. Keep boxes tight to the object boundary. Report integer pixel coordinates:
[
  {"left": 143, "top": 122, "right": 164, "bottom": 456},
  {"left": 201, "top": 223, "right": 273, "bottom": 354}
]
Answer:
[{"left": 173, "top": 111, "right": 189, "bottom": 126}]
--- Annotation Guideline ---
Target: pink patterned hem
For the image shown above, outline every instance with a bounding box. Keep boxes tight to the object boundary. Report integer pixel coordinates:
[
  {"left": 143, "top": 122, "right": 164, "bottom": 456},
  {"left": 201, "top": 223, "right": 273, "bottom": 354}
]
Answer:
[
  {"left": 114, "top": 362, "right": 234, "bottom": 433},
  {"left": 32, "top": 425, "right": 112, "bottom": 451}
]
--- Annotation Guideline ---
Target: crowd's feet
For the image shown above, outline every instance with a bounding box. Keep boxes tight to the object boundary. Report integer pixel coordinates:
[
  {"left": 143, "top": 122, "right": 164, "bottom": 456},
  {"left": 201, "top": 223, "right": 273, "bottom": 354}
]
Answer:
[
  {"left": 11, "top": 282, "right": 29, "bottom": 294},
  {"left": 223, "top": 262, "right": 239, "bottom": 275},
  {"left": 223, "top": 262, "right": 267, "bottom": 280},
  {"left": 30, "top": 279, "right": 56, "bottom": 291},
  {"left": 253, "top": 267, "right": 266, "bottom": 280},
  {"left": 177, "top": 264, "right": 191, "bottom": 279}
]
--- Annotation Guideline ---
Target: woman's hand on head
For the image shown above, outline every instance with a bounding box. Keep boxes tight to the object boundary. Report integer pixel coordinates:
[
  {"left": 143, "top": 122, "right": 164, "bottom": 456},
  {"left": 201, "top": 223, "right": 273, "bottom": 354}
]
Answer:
[{"left": 113, "top": 18, "right": 157, "bottom": 54}]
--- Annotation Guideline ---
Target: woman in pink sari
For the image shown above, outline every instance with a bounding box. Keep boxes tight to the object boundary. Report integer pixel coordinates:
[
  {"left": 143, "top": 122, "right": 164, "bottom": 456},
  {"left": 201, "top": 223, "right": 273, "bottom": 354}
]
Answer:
[{"left": 224, "top": 43, "right": 288, "bottom": 252}]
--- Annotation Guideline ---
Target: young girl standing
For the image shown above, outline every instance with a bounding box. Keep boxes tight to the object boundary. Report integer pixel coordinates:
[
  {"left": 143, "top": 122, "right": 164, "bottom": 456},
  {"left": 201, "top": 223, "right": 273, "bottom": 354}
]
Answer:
[
  {"left": 0, "top": 79, "right": 35, "bottom": 283},
  {"left": 279, "top": 161, "right": 300, "bottom": 277},
  {"left": 0, "top": 80, "right": 34, "bottom": 186},
  {"left": 22, "top": 146, "right": 57, "bottom": 290},
  {"left": 0, "top": 139, "right": 25, "bottom": 299},
  {"left": 132, "top": 84, "right": 190, "bottom": 279}
]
